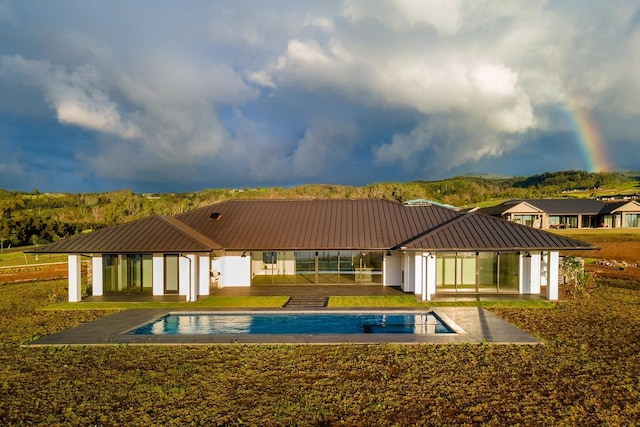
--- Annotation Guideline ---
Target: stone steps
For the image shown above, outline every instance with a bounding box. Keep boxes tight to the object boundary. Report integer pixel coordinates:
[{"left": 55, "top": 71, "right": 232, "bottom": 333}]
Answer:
[{"left": 283, "top": 295, "right": 328, "bottom": 308}]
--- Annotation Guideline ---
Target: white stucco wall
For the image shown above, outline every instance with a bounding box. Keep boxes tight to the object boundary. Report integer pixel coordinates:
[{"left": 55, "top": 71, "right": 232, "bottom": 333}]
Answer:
[
  {"left": 383, "top": 252, "right": 402, "bottom": 287},
  {"left": 217, "top": 252, "right": 251, "bottom": 287},
  {"left": 198, "top": 254, "right": 210, "bottom": 296}
]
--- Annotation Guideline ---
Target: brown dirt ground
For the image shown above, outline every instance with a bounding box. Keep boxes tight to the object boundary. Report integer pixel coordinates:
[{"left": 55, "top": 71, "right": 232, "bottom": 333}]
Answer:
[
  {"left": 564, "top": 241, "right": 640, "bottom": 282},
  {"left": 0, "top": 263, "right": 70, "bottom": 285}
]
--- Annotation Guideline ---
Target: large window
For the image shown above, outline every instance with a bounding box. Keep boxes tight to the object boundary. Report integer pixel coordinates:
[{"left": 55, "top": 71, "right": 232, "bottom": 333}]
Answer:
[
  {"left": 626, "top": 214, "right": 640, "bottom": 228},
  {"left": 436, "top": 252, "right": 519, "bottom": 292},
  {"left": 250, "top": 251, "right": 383, "bottom": 285},
  {"left": 548, "top": 215, "right": 578, "bottom": 229},
  {"left": 512, "top": 215, "right": 538, "bottom": 227},
  {"left": 103, "top": 254, "right": 153, "bottom": 294}
]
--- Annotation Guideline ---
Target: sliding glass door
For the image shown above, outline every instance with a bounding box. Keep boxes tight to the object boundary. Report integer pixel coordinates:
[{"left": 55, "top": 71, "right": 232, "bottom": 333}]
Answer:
[
  {"left": 250, "top": 251, "right": 383, "bottom": 285},
  {"left": 436, "top": 252, "right": 519, "bottom": 293},
  {"left": 103, "top": 254, "right": 153, "bottom": 294}
]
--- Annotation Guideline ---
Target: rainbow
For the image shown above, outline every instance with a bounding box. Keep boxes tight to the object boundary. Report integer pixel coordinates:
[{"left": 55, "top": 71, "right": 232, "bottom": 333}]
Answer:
[{"left": 566, "top": 104, "right": 612, "bottom": 173}]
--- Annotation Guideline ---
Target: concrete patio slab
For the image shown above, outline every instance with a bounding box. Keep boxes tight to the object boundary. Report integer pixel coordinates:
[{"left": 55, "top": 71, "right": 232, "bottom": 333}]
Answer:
[{"left": 26, "top": 307, "right": 538, "bottom": 346}]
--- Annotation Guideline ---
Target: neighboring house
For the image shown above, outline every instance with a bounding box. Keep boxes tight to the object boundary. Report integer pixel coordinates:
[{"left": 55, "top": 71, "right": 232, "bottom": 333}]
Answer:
[
  {"left": 30, "top": 199, "right": 593, "bottom": 303},
  {"left": 476, "top": 199, "right": 640, "bottom": 229}
]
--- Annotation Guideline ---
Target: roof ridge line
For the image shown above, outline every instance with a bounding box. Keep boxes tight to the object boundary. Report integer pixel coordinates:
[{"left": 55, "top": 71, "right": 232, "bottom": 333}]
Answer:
[
  {"left": 159, "top": 215, "right": 223, "bottom": 250},
  {"left": 394, "top": 212, "right": 470, "bottom": 249}
]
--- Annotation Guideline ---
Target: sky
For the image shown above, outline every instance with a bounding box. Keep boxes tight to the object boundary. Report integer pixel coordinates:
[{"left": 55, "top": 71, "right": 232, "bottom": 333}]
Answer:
[{"left": 0, "top": 1, "right": 639, "bottom": 193}]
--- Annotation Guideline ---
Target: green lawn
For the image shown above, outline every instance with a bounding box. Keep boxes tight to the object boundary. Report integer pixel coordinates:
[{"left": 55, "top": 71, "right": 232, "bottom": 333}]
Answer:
[
  {"left": 45, "top": 295, "right": 289, "bottom": 310},
  {"left": 1, "top": 278, "right": 640, "bottom": 425},
  {"left": 551, "top": 227, "right": 640, "bottom": 242},
  {"left": 0, "top": 248, "right": 67, "bottom": 267}
]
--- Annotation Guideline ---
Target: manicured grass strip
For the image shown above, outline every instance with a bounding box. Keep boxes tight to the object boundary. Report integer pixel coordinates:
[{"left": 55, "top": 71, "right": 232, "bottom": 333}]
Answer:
[
  {"left": 327, "top": 295, "right": 556, "bottom": 308},
  {"left": 426, "top": 300, "right": 556, "bottom": 308},
  {"left": 328, "top": 295, "right": 424, "bottom": 307},
  {"left": 43, "top": 296, "right": 289, "bottom": 310}
]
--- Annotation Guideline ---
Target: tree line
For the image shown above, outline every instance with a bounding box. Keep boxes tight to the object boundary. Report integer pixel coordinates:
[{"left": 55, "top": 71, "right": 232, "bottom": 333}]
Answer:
[{"left": 0, "top": 171, "right": 636, "bottom": 248}]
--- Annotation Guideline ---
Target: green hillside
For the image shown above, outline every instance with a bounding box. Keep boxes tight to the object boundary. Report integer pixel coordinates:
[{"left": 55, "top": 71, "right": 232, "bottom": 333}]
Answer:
[{"left": 1, "top": 170, "right": 638, "bottom": 248}]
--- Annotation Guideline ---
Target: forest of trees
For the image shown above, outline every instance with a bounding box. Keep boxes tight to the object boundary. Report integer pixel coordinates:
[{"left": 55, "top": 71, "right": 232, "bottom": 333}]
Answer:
[{"left": 0, "top": 170, "right": 637, "bottom": 248}]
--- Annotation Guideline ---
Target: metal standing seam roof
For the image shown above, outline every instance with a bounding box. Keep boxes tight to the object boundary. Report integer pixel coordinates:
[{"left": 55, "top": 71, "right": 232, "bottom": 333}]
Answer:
[
  {"left": 175, "top": 199, "right": 460, "bottom": 251},
  {"left": 30, "top": 199, "right": 594, "bottom": 254},
  {"left": 29, "top": 215, "right": 223, "bottom": 254},
  {"left": 402, "top": 212, "right": 593, "bottom": 251}
]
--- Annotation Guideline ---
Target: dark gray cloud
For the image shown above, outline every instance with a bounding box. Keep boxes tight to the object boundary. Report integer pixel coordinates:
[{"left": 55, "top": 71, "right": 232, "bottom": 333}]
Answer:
[{"left": 0, "top": 0, "right": 638, "bottom": 192}]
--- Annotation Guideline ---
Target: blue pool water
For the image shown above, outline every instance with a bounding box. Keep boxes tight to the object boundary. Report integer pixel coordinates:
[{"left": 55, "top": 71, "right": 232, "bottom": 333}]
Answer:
[{"left": 127, "top": 312, "right": 454, "bottom": 335}]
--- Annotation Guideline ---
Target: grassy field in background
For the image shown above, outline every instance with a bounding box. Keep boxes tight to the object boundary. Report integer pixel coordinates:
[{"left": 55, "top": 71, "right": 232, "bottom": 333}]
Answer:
[
  {"left": 552, "top": 227, "right": 640, "bottom": 243},
  {"left": 0, "top": 248, "right": 67, "bottom": 267}
]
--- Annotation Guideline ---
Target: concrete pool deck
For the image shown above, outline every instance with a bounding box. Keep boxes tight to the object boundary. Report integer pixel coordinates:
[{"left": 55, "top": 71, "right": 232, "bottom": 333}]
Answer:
[{"left": 27, "top": 307, "right": 539, "bottom": 346}]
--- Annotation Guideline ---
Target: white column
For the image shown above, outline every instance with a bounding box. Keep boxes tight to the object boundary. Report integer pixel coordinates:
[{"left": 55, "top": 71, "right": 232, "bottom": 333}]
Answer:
[
  {"left": 422, "top": 253, "right": 437, "bottom": 301},
  {"left": 68, "top": 254, "right": 82, "bottom": 302},
  {"left": 92, "top": 256, "right": 103, "bottom": 296},
  {"left": 519, "top": 253, "right": 527, "bottom": 293},
  {"left": 152, "top": 254, "right": 164, "bottom": 295},
  {"left": 414, "top": 253, "right": 423, "bottom": 296},
  {"left": 530, "top": 252, "right": 541, "bottom": 294},
  {"left": 547, "top": 251, "right": 559, "bottom": 300},
  {"left": 188, "top": 254, "right": 198, "bottom": 302},
  {"left": 198, "top": 254, "right": 211, "bottom": 297}
]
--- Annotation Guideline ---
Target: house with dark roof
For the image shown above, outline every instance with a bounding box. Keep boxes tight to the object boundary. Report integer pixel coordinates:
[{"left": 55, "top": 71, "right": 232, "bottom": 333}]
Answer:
[
  {"left": 31, "top": 199, "right": 594, "bottom": 303},
  {"left": 476, "top": 199, "right": 640, "bottom": 229}
]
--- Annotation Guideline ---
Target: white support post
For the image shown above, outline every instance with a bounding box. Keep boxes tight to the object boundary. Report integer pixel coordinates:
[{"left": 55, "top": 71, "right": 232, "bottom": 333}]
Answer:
[
  {"left": 519, "top": 253, "right": 527, "bottom": 294},
  {"left": 198, "top": 254, "right": 210, "bottom": 297},
  {"left": 530, "top": 252, "right": 541, "bottom": 294},
  {"left": 68, "top": 254, "right": 82, "bottom": 302},
  {"left": 152, "top": 254, "right": 164, "bottom": 296},
  {"left": 414, "top": 253, "right": 423, "bottom": 296},
  {"left": 92, "top": 256, "right": 103, "bottom": 296},
  {"left": 547, "top": 251, "right": 559, "bottom": 300},
  {"left": 422, "top": 253, "right": 437, "bottom": 301}
]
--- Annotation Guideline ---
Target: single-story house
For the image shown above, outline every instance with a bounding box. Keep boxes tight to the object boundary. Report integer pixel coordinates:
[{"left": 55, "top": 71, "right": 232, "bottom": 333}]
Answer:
[
  {"left": 475, "top": 199, "right": 640, "bottom": 229},
  {"left": 30, "top": 199, "right": 594, "bottom": 302}
]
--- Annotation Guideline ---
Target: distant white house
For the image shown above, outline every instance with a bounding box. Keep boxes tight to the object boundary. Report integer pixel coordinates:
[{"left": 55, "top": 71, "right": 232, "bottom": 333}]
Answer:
[
  {"left": 31, "top": 199, "right": 593, "bottom": 302},
  {"left": 476, "top": 199, "right": 640, "bottom": 229}
]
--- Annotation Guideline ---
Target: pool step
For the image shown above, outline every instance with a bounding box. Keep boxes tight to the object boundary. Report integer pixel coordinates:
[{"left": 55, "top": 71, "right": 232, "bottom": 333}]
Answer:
[{"left": 283, "top": 295, "right": 329, "bottom": 308}]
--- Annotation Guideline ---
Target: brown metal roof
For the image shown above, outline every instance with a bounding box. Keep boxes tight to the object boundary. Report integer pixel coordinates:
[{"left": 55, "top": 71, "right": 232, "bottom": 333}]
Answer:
[
  {"left": 175, "top": 199, "right": 460, "bottom": 250},
  {"left": 29, "top": 215, "right": 222, "bottom": 254},
  {"left": 31, "top": 199, "right": 593, "bottom": 254},
  {"left": 402, "top": 212, "right": 593, "bottom": 250}
]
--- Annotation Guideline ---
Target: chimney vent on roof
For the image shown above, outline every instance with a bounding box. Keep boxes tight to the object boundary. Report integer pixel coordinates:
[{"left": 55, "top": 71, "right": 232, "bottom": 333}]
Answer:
[{"left": 209, "top": 212, "right": 222, "bottom": 221}]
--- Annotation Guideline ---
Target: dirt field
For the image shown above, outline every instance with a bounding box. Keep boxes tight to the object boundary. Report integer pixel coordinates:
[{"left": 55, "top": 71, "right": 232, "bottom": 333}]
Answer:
[
  {"left": 0, "top": 263, "right": 71, "bottom": 284},
  {"left": 563, "top": 241, "right": 640, "bottom": 282}
]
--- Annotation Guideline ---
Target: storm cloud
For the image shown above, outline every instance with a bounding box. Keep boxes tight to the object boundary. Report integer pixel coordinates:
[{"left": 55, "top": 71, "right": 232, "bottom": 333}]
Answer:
[{"left": 0, "top": 0, "right": 638, "bottom": 192}]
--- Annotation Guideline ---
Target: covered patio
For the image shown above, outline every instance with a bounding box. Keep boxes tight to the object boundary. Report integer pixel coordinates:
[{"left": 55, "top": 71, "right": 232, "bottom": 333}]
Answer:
[{"left": 80, "top": 284, "right": 546, "bottom": 303}]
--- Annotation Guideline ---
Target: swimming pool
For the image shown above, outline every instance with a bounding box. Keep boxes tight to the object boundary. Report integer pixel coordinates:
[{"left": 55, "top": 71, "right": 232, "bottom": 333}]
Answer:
[{"left": 127, "top": 312, "right": 455, "bottom": 335}]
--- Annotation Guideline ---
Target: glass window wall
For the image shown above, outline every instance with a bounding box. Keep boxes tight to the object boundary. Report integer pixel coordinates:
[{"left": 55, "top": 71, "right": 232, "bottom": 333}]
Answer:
[
  {"left": 103, "top": 254, "right": 153, "bottom": 294},
  {"left": 626, "top": 214, "right": 639, "bottom": 228},
  {"left": 250, "top": 251, "right": 383, "bottom": 285},
  {"left": 436, "top": 252, "right": 519, "bottom": 292}
]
